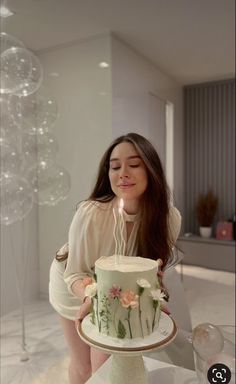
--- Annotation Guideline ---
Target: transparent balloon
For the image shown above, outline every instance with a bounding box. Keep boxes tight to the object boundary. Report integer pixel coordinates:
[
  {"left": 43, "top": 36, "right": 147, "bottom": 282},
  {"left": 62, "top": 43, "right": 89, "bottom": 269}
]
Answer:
[
  {"left": 0, "top": 94, "right": 10, "bottom": 118},
  {"left": 27, "top": 162, "right": 71, "bottom": 206},
  {"left": 22, "top": 132, "right": 59, "bottom": 172},
  {"left": 192, "top": 323, "right": 224, "bottom": 361},
  {"left": 0, "top": 32, "right": 25, "bottom": 55},
  {"left": 0, "top": 172, "right": 34, "bottom": 225},
  {"left": 38, "top": 132, "right": 59, "bottom": 162},
  {"left": 192, "top": 324, "right": 235, "bottom": 384},
  {"left": 8, "top": 86, "right": 58, "bottom": 134},
  {"left": 13, "top": 51, "right": 43, "bottom": 97},
  {"left": 0, "top": 137, "right": 22, "bottom": 174},
  {"left": 19, "top": 134, "right": 37, "bottom": 174},
  {"left": 0, "top": 117, "right": 21, "bottom": 149},
  {"left": 0, "top": 95, "right": 21, "bottom": 147},
  {"left": 0, "top": 47, "right": 32, "bottom": 94}
]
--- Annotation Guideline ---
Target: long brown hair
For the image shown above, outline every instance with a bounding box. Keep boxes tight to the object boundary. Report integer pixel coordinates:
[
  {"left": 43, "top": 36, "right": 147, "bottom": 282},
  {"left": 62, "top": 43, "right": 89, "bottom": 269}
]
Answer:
[{"left": 89, "top": 133, "right": 173, "bottom": 268}]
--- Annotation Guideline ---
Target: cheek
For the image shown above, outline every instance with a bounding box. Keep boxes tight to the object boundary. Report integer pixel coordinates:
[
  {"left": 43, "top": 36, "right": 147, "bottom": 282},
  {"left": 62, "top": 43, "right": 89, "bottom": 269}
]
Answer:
[
  {"left": 109, "top": 171, "right": 116, "bottom": 187},
  {"left": 139, "top": 169, "right": 148, "bottom": 185},
  {"left": 139, "top": 171, "right": 148, "bottom": 193}
]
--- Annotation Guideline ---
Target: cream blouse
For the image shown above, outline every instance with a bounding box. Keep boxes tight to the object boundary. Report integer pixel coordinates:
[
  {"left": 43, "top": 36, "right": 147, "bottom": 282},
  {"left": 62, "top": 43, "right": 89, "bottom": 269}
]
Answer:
[{"left": 63, "top": 197, "right": 182, "bottom": 296}]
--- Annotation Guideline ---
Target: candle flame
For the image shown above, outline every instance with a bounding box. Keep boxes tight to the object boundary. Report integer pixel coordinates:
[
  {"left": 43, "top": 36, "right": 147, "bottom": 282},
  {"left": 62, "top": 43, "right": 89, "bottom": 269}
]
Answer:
[{"left": 118, "top": 198, "right": 124, "bottom": 214}]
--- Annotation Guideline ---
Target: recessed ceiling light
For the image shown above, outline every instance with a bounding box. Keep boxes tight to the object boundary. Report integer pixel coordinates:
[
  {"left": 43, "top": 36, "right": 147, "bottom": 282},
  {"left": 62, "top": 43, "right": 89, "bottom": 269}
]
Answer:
[
  {"left": 0, "top": 6, "right": 14, "bottom": 18},
  {"left": 99, "top": 62, "right": 109, "bottom": 68}
]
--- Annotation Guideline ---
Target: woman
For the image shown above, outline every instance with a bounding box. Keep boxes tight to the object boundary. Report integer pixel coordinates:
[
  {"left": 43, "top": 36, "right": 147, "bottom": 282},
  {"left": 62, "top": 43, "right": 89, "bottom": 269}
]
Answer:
[{"left": 49, "top": 132, "right": 185, "bottom": 384}]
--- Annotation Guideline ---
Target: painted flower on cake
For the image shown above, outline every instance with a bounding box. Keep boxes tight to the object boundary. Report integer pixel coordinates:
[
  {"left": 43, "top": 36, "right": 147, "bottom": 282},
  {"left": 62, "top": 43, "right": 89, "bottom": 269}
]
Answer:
[
  {"left": 120, "top": 290, "right": 139, "bottom": 309},
  {"left": 150, "top": 289, "right": 166, "bottom": 302},
  {"left": 150, "top": 289, "right": 165, "bottom": 331},
  {"left": 120, "top": 290, "right": 139, "bottom": 339},
  {"left": 108, "top": 285, "right": 122, "bottom": 336},
  {"left": 84, "top": 282, "right": 97, "bottom": 298},
  {"left": 136, "top": 279, "right": 151, "bottom": 289},
  {"left": 136, "top": 279, "right": 151, "bottom": 337},
  {"left": 108, "top": 284, "right": 121, "bottom": 299}
]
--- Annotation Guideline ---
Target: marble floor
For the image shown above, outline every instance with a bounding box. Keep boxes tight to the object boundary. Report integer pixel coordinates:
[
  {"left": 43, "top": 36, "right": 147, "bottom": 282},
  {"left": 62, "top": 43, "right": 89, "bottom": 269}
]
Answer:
[{"left": 1, "top": 265, "right": 235, "bottom": 384}]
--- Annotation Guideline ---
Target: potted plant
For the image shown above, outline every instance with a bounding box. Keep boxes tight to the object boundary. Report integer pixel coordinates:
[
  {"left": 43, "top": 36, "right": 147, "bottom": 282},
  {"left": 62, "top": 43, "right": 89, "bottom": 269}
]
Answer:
[{"left": 196, "top": 190, "right": 218, "bottom": 238}]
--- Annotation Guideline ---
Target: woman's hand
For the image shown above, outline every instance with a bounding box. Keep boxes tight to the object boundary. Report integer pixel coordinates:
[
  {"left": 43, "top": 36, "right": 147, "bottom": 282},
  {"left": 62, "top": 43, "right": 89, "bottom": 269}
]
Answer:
[{"left": 75, "top": 297, "right": 92, "bottom": 329}]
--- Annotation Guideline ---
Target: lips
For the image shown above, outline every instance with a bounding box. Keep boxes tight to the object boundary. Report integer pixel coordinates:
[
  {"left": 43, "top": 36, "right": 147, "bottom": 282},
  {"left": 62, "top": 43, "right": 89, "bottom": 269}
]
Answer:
[{"left": 118, "top": 183, "right": 135, "bottom": 188}]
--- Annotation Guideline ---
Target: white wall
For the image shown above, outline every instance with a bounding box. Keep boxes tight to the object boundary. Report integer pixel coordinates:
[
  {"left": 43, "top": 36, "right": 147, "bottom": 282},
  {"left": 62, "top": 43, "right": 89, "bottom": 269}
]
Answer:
[
  {"left": 38, "top": 35, "right": 112, "bottom": 296},
  {"left": 111, "top": 37, "right": 184, "bottom": 214}
]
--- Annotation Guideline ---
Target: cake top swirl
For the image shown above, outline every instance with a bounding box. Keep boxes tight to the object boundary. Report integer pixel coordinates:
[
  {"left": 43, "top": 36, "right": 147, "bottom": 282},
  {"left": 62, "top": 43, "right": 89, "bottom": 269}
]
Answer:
[{"left": 95, "top": 255, "right": 158, "bottom": 272}]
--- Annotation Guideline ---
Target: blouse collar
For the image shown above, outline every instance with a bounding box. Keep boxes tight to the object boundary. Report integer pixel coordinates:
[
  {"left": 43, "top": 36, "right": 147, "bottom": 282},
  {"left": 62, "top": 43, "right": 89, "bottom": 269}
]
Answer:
[
  {"left": 112, "top": 197, "right": 141, "bottom": 222},
  {"left": 122, "top": 210, "right": 141, "bottom": 222}
]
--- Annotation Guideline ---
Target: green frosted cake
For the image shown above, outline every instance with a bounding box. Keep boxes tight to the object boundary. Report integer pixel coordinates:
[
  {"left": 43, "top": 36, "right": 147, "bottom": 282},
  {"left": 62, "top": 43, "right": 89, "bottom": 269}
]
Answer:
[{"left": 88, "top": 255, "right": 164, "bottom": 339}]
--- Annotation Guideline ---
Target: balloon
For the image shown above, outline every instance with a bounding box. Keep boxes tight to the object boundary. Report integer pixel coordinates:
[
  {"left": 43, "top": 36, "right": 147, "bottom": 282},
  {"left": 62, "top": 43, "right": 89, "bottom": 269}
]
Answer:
[
  {"left": 30, "top": 132, "right": 58, "bottom": 162},
  {"left": 21, "top": 132, "right": 59, "bottom": 171},
  {"left": 27, "top": 162, "right": 71, "bottom": 206},
  {"left": 0, "top": 119, "right": 21, "bottom": 149},
  {"left": 0, "top": 95, "right": 20, "bottom": 147},
  {"left": 0, "top": 172, "right": 33, "bottom": 225},
  {"left": 0, "top": 94, "right": 10, "bottom": 118},
  {"left": 0, "top": 47, "right": 32, "bottom": 94},
  {"left": 192, "top": 323, "right": 224, "bottom": 361},
  {"left": 13, "top": 51, "right": 43, "bottom": 97},
  {"left": 8, "top": 86, "right": 58, "bottom": 134},
  {"left": 37, "top": 131, "right": 59, "bottom": 161},
  {"left": 0, "top": 137, "right": 22, "bottom": 174},
  {"left": 0, "top": 32, "right": 24, "bottom": 55}
]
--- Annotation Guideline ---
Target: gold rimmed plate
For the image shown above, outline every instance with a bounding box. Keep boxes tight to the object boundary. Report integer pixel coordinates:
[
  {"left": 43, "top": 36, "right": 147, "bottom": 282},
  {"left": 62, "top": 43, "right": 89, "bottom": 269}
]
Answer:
[{"left": 77, "top": 311, "right": 177, "bottom": 355}]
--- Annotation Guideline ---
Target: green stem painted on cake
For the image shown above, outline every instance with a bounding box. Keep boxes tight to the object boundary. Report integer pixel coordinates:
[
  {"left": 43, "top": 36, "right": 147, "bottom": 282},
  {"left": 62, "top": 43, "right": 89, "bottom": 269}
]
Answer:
[
  {"left": 99, "top": 295, "right": 111, "bottom": 335},
  {"left": 95, "top": 294, "right": 101, "bottom": 332},
  {"left": 126, "top": 307, "right": 133, "bottom": 339},
  {"left": 138, "top": 296, "right": 144, "bottom": 338},
  {"left": 113, "top": 299, "right": 119, "bottom": 333},
  {"left": 152, "top": 301, "right": 159, "bottom": 332}
]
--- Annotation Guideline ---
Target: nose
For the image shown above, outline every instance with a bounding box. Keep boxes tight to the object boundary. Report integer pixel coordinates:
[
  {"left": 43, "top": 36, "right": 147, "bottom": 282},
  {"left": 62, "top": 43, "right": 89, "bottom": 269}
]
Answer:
[{"left": 119, "top": 164, "right": 130, "bottom": 178}]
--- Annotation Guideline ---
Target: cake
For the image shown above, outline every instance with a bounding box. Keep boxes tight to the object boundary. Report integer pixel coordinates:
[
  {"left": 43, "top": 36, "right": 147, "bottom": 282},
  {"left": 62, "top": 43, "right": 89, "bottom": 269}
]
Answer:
[{"left": 84, "top": 255, "right": 164, "bottom": 339}]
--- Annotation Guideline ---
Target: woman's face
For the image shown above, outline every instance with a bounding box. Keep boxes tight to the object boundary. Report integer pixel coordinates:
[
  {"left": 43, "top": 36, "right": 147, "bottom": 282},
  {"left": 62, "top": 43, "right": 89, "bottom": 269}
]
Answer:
[{"left": 108, "top": 142, "right": 148, "bottom": 211}]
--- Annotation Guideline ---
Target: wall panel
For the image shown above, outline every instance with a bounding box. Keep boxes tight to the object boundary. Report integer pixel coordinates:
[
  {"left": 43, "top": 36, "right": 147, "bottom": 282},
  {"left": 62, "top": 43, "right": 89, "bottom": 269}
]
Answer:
[{"left": 184, "top": 79, "right": 235, "bottom": 233}]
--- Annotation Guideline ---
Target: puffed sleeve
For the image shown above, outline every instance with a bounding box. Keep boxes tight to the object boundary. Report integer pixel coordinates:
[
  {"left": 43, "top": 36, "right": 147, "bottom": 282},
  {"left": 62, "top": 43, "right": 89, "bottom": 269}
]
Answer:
[
  {"left": 63, "top": 201, "right": 100, "bottom": 295},
  {"left": 168, "top": 206, "right": 182, "bottom": 246}
]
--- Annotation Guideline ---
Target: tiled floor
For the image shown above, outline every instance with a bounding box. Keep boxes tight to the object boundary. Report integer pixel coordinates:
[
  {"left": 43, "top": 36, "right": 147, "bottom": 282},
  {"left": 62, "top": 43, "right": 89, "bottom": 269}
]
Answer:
[
  {"left": 1, "top": 265, "right": 235, "bottom": 384},
  {"left": 1, "top": 300, "right": 67, "bottom": 384}
]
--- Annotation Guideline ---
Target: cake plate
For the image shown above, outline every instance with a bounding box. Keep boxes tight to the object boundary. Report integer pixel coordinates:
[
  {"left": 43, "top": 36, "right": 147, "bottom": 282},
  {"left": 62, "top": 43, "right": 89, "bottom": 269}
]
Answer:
[{"left": 77, "top": 311, "right": 177, "bottom": 384}]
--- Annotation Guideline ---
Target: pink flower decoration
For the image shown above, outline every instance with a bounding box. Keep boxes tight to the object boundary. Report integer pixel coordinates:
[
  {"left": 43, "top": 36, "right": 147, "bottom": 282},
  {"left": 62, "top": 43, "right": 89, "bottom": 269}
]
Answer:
[
  {"left": 82, "top": 277, "right": 94, "bottom": 287},
  {"left": 108, "top": 285, "right": 121, "bottom": 299},
  {"left": 120, "top": 290, "right": 139, "bottom": 309}
]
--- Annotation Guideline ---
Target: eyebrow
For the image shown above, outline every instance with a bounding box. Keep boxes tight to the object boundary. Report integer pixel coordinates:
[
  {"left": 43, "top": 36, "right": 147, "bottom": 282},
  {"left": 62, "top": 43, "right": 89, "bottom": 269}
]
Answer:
[{"left": 110, "top": 155, "right": 141, "bottom": 162}]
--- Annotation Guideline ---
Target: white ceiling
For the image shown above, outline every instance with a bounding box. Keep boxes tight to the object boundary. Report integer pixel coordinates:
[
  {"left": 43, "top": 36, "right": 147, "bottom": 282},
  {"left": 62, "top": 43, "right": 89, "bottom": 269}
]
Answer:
[{"left": 2, "top": 0, "right": 235, "bottom": 85}]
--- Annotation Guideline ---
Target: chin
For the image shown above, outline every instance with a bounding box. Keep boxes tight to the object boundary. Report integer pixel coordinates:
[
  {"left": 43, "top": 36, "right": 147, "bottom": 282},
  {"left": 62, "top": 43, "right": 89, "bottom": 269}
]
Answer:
[{"left": 120, "top": 192, "right": 143, "bottom": 201}]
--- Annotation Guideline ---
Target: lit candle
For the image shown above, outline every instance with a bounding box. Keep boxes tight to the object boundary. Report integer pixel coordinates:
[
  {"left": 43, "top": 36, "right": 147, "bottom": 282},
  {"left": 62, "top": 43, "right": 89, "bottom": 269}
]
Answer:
[
  {"left": 113, "top": 198, "right": 126, "bottom": 265},
  {"left": 118, "top": 198, "right": 125, "bottom": 257},
  {"left": 113, "top": 207, "right": 118, "bottom": 255}
]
